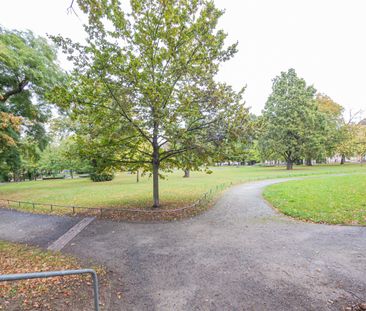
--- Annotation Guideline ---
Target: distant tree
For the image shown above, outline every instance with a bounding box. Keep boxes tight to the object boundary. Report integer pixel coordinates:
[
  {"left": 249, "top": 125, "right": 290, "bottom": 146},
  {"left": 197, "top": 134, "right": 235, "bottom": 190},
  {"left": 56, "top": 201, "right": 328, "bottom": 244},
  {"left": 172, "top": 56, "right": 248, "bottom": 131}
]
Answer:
[
  {"left": 51, "top": 0, "right": 248, "bottom": 207},
  {"left": 314, "top": 94, "right": 344, "bottom": 160},
  {"left": 260, "top": 69, "right": 317, "bottom": 170},
  {"left": 38, "top": 144, "right": 68, "bottom": 177},
  {"left": 316, "top": 94, "right": 343, "bottom": 117},
  {"left": 58, "top": 137, "right": 92, "bottom": 177},
  {"left": 335, "top": 111, "right": 363, "bottom": 164},
  {"left": 355, "top": 123, "right": 366, "bottom": 163},
  {"left": 19, "top": 138, "right": 42, "bottom": 180},
  {"left": 336, "top": 124, "right": 358, "bottom": 164}
]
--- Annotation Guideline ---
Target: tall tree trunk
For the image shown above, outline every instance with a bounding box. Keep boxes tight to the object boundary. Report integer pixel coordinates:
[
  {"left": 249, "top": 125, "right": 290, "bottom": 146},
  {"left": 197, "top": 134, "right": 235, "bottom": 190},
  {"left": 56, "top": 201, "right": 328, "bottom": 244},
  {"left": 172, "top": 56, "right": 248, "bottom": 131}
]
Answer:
[
  {"left": 152, "top": 107, "right": 160, "bottom": 208},
  {"left": 152, "top": 119, "right": 160, "bottom": 208},
  {"left": 286, "top": 159, "right": 293, "bottom": 170},
  {"left": 183, "top": 169, "right": 190, "bottom": 178},
  {"left": 70, "top": 170, "right": 74, "bottom": 179},
  {"left": 340, "top": 154, "right": 346, "bottom": 165},
  {"left": 152, "top": 154, "right": 159, "bottom": 208},
  {"left": 136, "top": 170, "right": 140, "bottom": 183},
  {"left": 305, "top": 158, "right": 312, "bottom": 166}
]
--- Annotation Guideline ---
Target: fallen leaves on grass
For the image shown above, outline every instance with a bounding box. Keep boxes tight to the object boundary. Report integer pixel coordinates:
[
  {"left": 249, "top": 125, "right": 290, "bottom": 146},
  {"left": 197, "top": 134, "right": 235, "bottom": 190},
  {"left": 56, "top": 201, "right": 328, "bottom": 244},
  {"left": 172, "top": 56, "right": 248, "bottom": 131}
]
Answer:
[{"left": 0, "top": 241, "right": 105, "bottom": 310}]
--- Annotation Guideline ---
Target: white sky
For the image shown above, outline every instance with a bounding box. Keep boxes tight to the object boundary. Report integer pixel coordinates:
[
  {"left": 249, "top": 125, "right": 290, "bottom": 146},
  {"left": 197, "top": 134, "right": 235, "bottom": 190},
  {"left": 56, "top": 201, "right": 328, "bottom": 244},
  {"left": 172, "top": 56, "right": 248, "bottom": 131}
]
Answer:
[{"left": 0, "top": 0, "right": 365, "bottom": 117}]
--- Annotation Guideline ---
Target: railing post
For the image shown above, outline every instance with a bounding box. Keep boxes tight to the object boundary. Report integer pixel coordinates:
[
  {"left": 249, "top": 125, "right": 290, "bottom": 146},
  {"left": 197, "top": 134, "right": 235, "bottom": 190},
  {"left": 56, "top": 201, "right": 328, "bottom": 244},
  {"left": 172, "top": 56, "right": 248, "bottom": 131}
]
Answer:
[{"left": 90, "top": 270, "right": 100, "bottom": 311}]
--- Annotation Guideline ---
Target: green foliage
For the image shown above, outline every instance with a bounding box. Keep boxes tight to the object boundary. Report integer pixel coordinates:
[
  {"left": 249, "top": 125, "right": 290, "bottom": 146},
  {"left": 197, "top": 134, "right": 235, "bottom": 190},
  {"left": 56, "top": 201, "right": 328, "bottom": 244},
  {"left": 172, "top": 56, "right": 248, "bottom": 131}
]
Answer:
[
  {"left": 259, "top": 69, "right": 318, "bottom": 169},
  {"left": 355, "top": 123, "right": 366, "bottom": 160},
  {"left": 0, "top": 26, "right": 63, "bottom": 178},
  {"left": 90, "top": 172, "right": 114, "bottom": 182},
  {"left": 0, "top": 26, "right": 63, "bottom": 142},
  {"left": 311, "top": 94, "right": 344, "bottom": 160},
  {"left": 50, "top": 0, "right": 248, "bottom": 206},
  {"left": 38, "top": 138, "right": 92, "bottom": 177}
]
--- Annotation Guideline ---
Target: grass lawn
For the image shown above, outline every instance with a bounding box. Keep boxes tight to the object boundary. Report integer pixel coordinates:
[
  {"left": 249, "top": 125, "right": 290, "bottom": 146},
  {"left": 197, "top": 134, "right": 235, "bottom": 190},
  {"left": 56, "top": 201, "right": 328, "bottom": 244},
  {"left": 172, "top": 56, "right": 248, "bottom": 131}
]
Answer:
[
  {"left": 0, "top": 164, "right": 365, "bottom": 213},
  {"left": 0, "top": 241, "right": 105, "bottom": 310},
  {"left": 263, "top": 174, "right": 366, "bottom": 225}
]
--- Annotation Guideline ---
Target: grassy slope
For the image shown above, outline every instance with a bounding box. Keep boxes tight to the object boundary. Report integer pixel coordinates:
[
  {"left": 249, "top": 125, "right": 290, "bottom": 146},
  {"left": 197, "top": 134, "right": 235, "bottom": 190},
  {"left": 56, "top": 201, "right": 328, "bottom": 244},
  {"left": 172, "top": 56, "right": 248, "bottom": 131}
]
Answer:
[
  {"left": 263, "top": 174, "right": 366, "bottom": 225},
  {"left": 0, "top": 164, "right": 365, "bottom": 211}
]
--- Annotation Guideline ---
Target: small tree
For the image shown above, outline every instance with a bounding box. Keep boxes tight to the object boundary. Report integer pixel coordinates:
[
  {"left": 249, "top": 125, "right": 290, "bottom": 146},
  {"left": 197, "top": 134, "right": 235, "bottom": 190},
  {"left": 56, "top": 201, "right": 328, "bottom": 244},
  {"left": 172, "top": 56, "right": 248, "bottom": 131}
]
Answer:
[{"left": 260, "top": 69, "right": 317, "bottom": 170}]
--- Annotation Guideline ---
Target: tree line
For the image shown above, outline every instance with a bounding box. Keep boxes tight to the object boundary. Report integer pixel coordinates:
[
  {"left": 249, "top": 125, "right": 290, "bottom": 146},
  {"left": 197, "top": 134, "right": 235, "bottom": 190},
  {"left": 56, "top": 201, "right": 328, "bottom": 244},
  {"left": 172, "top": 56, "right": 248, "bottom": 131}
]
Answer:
[{"left": 1, "top": 0, "right": 365, "bottom": 207}]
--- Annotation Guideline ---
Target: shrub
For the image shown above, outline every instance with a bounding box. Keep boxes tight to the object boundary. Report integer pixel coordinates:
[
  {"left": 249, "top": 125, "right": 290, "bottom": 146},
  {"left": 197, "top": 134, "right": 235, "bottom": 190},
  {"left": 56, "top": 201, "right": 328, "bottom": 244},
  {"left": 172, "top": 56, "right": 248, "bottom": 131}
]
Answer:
[{"left": 90, "top": 172, "right": 114, "bottom": 182}]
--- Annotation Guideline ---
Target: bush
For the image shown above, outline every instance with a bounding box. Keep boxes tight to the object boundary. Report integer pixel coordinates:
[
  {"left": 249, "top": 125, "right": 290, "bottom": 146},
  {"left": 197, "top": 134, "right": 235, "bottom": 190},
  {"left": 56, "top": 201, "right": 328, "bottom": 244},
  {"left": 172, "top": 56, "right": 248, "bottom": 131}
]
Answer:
[{"left": 90, "top": 172, "right": 114, "bottom": 182}]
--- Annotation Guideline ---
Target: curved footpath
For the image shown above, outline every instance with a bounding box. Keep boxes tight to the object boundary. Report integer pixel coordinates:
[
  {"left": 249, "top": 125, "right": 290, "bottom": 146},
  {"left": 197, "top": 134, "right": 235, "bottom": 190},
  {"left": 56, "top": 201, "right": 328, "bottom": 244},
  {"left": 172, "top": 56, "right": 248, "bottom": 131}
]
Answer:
[{"left": 1, "top": 178, "right": 366, "bottom": 310}]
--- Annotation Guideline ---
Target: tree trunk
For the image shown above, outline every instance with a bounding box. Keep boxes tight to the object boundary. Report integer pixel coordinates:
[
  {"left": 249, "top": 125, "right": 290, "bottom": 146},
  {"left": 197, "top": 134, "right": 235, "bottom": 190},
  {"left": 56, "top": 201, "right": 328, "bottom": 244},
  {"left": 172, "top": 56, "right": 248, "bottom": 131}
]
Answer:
[
  {"left": 152, "top": 157, "right": 159, "bottom": 208},
  {"left": 286, "top": 160, "right": 293, "bottom": 170},
  {"left": 136, "top": 170, "right": 140, "bottom": 183},
  {"left": 305, "top": 158, "right": 312, "bottom": 166},
  {"left": 183, "top": 169, "right": 190, "bottom": 178},
  {"left": 340, "top": 154, "right": 346, "bottom": 165},
  {"left": 152, "top": 127, "right": 160, "bottom": 208},
  {"left": 70, "top": 170, "right": 74, "bottom": 179}
]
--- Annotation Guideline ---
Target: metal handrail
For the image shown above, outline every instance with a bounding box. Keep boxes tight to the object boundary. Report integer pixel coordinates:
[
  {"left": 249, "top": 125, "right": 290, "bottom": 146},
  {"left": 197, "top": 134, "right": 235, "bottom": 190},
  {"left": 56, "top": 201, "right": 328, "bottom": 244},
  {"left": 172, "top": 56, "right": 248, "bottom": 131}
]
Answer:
[{"left": 0, "top": 269, "right": 100, "bottom": 311}]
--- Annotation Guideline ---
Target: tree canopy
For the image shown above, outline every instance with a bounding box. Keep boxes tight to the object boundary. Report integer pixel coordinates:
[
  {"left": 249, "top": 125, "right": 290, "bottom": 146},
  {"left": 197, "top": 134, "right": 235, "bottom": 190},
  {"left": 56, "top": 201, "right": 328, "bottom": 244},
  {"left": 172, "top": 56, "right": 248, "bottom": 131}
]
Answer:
[
  {"left": 51, "top": 0, "right": 249, "bottom": 207},
  {"left": 0, "top": 27, "right": 63, "bottom": 179},
  {"left": 259, "top": 69, "right": 318, "bottom": 169}
]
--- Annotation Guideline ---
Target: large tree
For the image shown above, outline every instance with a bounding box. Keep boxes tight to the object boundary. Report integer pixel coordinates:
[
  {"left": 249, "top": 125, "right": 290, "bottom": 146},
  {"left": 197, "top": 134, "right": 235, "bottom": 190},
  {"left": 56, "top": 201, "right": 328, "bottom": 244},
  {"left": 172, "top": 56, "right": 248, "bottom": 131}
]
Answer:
[
  {"left": 51, "top": 0, "right": 248, "bottom": 207},
  {"left": 0, "top": 27, "right": 63, "bottom": 176},
  {"left": 260, "top": 69, "right": 317, "bottom": 170}
]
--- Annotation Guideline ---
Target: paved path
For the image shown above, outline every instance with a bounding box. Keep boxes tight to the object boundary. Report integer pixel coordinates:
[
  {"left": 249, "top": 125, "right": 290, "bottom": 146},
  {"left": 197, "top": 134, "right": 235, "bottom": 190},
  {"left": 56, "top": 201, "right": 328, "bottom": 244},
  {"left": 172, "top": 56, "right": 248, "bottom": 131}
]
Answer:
[
  {"left": 0, "top": 209, "right": 81, "bottom": 248},
  {"left": 0, "top": 178, "right": 365, "bottom": 310},
  {"left": 63, "top": 178, "right": 366, "bottom": 311}
]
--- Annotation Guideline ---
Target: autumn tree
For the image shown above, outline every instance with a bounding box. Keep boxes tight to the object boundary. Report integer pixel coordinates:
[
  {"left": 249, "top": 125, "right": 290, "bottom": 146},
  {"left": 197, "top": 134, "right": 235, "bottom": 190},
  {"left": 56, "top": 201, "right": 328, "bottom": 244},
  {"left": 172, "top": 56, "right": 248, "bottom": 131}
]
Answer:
[
  {"left": 302, "top": 94, "right": 345, "bottom": 165},
  {"left": 355, "top": 121, "right": 366, "bottom": 163},
  {"left": 51, "top": 0, "right": 248, "bottom": 207},
  {"left": 0, "top": 27, "right": 63, "bottom": 178},
  {"left": 0, "top": 27, "right": 63, "bottom": 139},
  {"left": 314, "top": 93, "right": 344, "bottom": 160}
]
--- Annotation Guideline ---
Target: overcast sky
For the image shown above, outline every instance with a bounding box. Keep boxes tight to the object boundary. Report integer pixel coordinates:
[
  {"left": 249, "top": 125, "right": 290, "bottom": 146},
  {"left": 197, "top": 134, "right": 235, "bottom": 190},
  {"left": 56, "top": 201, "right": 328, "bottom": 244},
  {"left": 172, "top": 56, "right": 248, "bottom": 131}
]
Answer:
[{"left": 1, "top": 0, "right": 365, "bottom": 117}]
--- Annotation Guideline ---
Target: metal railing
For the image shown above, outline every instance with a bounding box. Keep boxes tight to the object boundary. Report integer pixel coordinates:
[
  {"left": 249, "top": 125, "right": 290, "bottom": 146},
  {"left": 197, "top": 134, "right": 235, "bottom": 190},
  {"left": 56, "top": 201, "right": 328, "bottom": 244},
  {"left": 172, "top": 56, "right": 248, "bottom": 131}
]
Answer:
[
  {"left": 0, "top": 181, "right": 235, "bottom": 217},
  {"left": 0, "top": 269, "right": 100, "bottom": 311}
]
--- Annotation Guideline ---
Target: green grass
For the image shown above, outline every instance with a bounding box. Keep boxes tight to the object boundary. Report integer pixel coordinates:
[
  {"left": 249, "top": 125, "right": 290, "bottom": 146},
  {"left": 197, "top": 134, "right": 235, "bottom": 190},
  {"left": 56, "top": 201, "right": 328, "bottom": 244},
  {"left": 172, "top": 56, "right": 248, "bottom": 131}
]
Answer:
[
  {"left": 263, "top": 174, "right": 366, "bottom": 225},
  {"left": 0, "top": 164, "right": 365, "bottom": 213}
]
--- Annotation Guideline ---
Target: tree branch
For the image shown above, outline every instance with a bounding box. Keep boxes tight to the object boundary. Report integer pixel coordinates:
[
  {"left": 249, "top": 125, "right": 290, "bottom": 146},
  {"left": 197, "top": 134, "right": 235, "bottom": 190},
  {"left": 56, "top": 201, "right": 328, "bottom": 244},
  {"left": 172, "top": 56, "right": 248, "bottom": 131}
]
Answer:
[
  {"left": 0, "top": 79, "right": 28, "bottom": 103},
  {"left": 101, "top": 78, "right": 153, "bottom": 144}
]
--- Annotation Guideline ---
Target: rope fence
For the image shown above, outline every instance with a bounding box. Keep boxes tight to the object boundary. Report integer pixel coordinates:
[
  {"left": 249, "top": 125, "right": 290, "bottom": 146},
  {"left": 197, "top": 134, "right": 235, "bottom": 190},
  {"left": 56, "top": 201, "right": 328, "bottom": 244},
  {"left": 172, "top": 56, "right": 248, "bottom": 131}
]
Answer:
[{"left": 0, "top": 181, "right": 236, "bottom": 218}]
